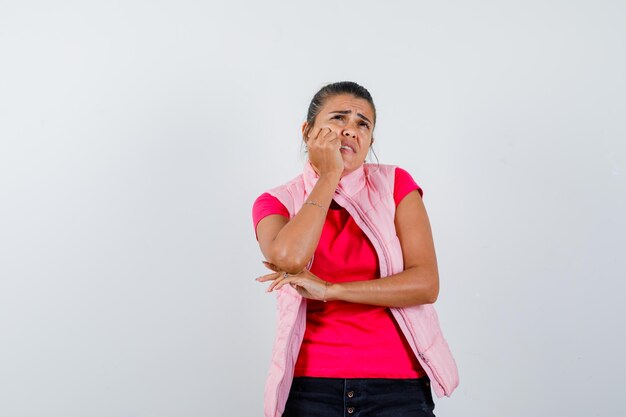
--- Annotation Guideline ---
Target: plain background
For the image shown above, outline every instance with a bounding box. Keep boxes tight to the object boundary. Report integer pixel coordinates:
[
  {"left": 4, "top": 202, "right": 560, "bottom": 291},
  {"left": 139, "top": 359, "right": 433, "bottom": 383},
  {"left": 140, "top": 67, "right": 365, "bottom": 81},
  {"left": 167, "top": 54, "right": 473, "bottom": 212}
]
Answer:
[{"left": 1, "top": 1, "right": 625, "bottom": 416}]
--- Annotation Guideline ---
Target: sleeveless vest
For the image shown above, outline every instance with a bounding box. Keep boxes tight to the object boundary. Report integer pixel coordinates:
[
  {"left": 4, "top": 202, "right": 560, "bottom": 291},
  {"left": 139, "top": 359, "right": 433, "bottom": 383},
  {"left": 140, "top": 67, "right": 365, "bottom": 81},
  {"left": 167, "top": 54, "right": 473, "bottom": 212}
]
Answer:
[{"left": 262, "top": 161, "right": 459, "bottom": 417}]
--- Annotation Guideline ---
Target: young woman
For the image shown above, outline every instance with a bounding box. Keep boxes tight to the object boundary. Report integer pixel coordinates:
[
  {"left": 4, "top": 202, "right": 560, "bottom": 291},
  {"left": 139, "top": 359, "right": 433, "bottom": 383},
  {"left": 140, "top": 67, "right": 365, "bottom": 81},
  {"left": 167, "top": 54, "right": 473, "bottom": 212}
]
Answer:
[{"left": 254, "top": 81, "right": 459, "bottom": 417}]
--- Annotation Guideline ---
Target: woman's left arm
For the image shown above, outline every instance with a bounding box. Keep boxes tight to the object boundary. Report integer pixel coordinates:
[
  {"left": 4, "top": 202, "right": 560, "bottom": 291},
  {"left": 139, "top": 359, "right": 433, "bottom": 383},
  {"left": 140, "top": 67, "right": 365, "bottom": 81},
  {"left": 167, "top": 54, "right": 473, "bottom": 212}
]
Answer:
[
  {"left": 258, "top": 189, "right": 439, "bottom": 308},
  {"left": 326, "top": 189, "right": 439, "bottom": 307}
]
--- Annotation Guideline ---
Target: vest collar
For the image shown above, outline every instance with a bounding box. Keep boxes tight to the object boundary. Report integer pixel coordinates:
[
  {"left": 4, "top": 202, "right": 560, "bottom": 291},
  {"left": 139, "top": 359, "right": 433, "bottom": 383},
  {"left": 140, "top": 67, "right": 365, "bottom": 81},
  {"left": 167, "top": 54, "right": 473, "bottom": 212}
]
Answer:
[{"left": 303, "top": 160, "right": 367, "bottom": 197}]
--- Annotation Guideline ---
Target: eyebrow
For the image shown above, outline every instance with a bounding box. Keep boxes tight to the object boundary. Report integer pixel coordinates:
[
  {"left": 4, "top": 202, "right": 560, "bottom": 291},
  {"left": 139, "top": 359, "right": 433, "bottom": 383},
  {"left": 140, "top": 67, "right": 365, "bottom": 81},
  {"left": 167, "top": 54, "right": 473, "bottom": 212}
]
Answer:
[{"left": 329, "top": 110, "right": 372, "bottom": 125}]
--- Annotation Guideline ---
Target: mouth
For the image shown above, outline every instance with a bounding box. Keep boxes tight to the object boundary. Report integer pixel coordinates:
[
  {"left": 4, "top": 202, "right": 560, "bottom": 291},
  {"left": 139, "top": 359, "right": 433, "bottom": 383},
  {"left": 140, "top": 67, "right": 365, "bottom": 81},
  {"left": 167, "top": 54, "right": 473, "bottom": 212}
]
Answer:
[{"left": 340, "top": 142, "right": 356, "bottom": 153}]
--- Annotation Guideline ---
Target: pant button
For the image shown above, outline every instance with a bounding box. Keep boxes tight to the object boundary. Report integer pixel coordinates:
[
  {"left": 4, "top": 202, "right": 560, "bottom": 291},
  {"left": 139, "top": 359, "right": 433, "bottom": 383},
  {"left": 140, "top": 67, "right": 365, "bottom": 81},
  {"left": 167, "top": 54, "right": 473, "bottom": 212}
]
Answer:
[
  {"left": 347, "top": 390, "right": 354, "bottom": 398},
  {"left": 347, "top": 407, "right": 355, "bottom": 414}
]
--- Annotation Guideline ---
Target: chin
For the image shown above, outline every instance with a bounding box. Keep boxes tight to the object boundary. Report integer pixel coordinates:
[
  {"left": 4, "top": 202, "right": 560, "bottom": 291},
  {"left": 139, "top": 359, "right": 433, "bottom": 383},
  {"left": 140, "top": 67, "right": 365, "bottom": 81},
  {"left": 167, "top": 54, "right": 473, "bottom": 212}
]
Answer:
[
  {"left": 340, "top": 152, "right": 367, "bottom": 174},
  {"left": 340, "top": 162, "right": 362, "bottom": 177}
]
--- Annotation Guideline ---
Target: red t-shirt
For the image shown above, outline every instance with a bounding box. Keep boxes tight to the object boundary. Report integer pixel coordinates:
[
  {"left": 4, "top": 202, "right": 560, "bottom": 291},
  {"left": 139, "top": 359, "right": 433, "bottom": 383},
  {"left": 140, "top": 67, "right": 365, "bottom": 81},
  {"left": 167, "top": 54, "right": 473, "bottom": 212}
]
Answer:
[{"left": 253, "top": 167, "right": 425, "bottom": 378}]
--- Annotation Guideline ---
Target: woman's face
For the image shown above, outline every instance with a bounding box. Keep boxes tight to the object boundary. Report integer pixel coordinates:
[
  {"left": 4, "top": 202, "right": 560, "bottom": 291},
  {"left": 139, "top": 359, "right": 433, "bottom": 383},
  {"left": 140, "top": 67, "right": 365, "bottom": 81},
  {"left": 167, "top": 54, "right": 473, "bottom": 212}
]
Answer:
[{"left": 303, "top": 94, "right": 375, "bottom": 176}]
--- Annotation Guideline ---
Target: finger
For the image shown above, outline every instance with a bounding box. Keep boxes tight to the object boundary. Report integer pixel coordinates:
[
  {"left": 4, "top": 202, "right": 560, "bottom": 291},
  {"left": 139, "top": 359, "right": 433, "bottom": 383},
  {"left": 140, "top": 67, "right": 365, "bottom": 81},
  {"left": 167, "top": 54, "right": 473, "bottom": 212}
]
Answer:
[
  {"left": 267, "top": 273, "right": 290, "bottom": 292},
  {"left": 274, "top": 277, "right": 299, "bottom": 291},
  {"left": 308, "top": 126, "right": 322, "bottom": 142},
  {"left": 256, "top": 271, "right": 281, "bottom": 282},
  {"left": 322, "top": 127, "right": 336, "bottom": 140},
  {"left": 320, "top": 126, "right": 332, "bottom": 139},
  {"left": 323, "top": 129, "right": 340, "bottom": 147},
  {"left": 320, "top": 127, "right": 334, "bottom": 142},
  {"left": 313, "top": 126, "right": 330, "bottom": 142}
]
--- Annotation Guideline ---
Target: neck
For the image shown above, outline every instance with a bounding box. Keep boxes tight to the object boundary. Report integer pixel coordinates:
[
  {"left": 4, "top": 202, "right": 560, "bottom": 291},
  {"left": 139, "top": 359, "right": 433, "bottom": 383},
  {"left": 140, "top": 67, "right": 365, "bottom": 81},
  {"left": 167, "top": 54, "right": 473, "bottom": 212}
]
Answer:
[{"left": 304, "top": 160, "right": 367, "bottom": 198}]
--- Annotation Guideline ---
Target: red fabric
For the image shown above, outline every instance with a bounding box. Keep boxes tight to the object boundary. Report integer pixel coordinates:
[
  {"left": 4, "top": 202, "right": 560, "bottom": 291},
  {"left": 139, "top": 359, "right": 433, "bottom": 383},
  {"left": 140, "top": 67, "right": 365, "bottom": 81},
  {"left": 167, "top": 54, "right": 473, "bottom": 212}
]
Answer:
[{"left": 253, "top": 167, "right": 425, "bottom": 378}]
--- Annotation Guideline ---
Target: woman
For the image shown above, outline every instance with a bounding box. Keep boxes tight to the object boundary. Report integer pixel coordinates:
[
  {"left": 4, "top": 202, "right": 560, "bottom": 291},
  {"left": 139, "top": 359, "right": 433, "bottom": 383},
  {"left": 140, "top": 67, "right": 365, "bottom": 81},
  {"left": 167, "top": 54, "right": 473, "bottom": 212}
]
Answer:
[{"left": 253, "top": 81, "right": 458, "bottom": 417}]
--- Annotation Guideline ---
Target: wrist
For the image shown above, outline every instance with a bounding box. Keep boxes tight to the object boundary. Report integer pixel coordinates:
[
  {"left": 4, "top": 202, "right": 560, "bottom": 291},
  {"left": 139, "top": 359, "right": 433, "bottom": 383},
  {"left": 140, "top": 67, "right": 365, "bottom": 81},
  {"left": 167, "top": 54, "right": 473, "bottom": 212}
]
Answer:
[
  {"left": 324, "top": 281, "right": 341, "bottom": 302},
  {"left": 318, "top": 171, "right": 342, "bottom": 184},
  {"left": 309, "top": 160, "right": 343, "bottom": 180}
]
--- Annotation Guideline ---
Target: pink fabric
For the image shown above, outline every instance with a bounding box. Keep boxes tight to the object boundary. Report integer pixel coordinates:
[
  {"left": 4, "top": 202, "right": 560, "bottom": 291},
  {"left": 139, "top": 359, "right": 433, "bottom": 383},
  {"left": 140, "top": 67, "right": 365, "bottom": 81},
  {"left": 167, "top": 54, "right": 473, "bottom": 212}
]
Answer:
[
  {"left": 252, "top": 167, "right": 422, "bottom": 231},
  {"left": 253, "top": 168, "right": 425, "bottom": 379},
  {"left": 258, "top": 162, "right": 459, "bottom": 417}
]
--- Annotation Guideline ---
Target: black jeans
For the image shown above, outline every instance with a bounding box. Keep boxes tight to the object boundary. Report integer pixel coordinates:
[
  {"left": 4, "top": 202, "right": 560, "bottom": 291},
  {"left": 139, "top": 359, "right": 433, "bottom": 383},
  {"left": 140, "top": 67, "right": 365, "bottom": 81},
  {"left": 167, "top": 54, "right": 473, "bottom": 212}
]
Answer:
[{"left": 282, "top": 376, "right": 436, "bottom": 417}]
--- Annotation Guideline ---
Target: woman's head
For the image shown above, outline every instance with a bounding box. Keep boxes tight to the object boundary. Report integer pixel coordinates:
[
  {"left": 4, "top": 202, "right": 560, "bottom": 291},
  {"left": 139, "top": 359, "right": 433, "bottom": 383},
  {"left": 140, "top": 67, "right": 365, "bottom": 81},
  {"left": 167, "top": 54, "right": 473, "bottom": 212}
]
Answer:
[{"left": 302, "top": 81, "right": 377, "bottom": 175}]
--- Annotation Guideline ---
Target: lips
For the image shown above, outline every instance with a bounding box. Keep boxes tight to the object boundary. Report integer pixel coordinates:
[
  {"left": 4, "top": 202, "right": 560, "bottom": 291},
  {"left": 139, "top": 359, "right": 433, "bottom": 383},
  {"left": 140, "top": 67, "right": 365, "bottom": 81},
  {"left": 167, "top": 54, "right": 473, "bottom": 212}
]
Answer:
[{"left": 340, "top": 141, "right": 356, "bottom": 153}]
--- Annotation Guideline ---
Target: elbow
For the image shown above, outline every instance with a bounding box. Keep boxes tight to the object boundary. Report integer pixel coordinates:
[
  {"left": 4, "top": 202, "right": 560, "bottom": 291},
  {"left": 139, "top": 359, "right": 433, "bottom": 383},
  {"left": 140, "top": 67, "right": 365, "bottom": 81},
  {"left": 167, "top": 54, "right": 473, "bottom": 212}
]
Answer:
[
  {"left": 426, "top": 286, "right": 439, "bottom": 304},
  {"left": 410, "top": 270, "right": 439, "bottom": 305},
  {"left": 426, "top": 273, "right": 440, "bottom": 304},
  {"left": 267, "top": 247, "right": 309, "bottom": 274},
  {"left": 403, "top": 283, "right": 438, "bottom": 307},
  {"left": 416, "top": 287, "right": 438, "bottom": 306}
]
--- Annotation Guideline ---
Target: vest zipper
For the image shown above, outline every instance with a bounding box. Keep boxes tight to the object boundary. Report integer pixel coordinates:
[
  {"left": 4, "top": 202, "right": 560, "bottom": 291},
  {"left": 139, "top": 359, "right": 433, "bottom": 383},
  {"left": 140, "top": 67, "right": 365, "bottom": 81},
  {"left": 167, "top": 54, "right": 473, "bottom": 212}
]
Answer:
[
  {"left": 334, "top": 187, "right": 445, "bottom": 393},
  {"left": 334, "top": 188, "right": 392, "bottom": 272}
]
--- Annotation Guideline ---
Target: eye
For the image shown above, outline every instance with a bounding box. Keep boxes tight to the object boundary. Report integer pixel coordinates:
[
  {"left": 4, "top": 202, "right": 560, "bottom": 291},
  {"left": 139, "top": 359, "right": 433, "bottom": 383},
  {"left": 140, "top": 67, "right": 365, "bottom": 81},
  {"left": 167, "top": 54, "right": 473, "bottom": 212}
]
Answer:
[
  {"left": 360, "top": 121, "right": 370, "bottom": 129},
  {"left": 332, "top": 115, "right": 344, "bottom": 120}
]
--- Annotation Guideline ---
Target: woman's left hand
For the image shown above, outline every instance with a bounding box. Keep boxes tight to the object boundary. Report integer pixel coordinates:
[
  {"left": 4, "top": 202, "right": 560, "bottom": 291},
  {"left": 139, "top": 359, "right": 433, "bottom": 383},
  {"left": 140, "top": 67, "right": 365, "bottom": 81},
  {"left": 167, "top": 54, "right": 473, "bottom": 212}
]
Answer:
[{"left": 257, "top": 261, "right": 332, "bottom": 301}]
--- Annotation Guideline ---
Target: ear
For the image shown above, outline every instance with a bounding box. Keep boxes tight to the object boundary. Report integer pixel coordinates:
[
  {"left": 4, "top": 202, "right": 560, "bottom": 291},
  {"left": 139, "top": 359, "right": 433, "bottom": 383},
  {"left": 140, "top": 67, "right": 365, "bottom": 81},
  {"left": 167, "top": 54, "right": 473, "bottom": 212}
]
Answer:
[{"left": 301, "top": 121, "right": 309, "bottom": 142}]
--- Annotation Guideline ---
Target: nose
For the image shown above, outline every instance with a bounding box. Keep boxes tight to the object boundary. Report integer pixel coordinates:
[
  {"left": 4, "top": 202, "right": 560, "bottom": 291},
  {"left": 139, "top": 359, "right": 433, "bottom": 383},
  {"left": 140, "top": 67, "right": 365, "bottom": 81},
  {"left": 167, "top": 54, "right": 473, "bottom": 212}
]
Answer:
[{"left": 342, "top": 128, "right": 356, "bottom": 139}]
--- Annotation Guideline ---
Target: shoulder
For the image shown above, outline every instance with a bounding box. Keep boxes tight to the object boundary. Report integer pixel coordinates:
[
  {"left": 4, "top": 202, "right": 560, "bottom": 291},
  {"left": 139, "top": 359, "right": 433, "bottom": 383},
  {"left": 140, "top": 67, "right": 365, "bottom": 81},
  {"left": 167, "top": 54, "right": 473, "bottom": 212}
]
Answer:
[
  {"left": 394, "top": 167, "right": 423, "bottom": 195},
  {"left": 252, "top": 192, "right": 289, "bottom": 238},
  {"left": 364, "top": 164, "right": 423, "bottom": 194},
  {"left": 393, "top": 166, "right": 423, "bottom": 207},
  {"left": 265, "top": 172, "right": 305, "bottom": 197},
  {"left": 253, "top": 192, "right": 282, "bottom": 209},
  {"left": 363, "top": 163, "right": 397, "bottom": 194},
  {"left": 253, "top": 170, "right": 306, "bottom": 223},
  {"left": 366, "top": 164, "right": 424, "bottom": 206}
]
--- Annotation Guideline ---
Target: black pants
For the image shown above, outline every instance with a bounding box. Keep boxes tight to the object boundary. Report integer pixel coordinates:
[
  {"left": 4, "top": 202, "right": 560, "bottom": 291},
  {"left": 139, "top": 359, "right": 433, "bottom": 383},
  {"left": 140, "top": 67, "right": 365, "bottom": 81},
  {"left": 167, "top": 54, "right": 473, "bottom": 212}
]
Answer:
[{"left": 282, "top": 376, "right": 436, "bottom": 417}]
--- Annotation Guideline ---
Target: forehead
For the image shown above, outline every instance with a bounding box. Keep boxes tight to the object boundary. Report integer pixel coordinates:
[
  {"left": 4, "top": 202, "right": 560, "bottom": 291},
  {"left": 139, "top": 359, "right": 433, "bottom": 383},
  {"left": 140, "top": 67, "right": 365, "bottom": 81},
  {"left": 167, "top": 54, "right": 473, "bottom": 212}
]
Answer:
[{"left": 320, "top": 94, "right": 374, "bottom": 119}]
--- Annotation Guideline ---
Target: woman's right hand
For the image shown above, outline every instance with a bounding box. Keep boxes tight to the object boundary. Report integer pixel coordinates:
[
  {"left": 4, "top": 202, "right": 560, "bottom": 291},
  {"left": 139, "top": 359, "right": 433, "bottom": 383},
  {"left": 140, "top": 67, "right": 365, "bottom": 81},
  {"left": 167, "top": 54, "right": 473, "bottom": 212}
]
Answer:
[{"left": 306, "top": 126, "right": 344, "bottom": 177}]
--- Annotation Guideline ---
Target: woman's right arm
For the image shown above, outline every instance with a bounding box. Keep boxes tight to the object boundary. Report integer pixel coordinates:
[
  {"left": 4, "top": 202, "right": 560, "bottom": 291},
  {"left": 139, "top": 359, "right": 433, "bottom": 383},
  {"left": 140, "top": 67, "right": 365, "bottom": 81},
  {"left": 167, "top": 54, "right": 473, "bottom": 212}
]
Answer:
[{"left": 256, "top": 127, "right": 343, "bottom": 274}]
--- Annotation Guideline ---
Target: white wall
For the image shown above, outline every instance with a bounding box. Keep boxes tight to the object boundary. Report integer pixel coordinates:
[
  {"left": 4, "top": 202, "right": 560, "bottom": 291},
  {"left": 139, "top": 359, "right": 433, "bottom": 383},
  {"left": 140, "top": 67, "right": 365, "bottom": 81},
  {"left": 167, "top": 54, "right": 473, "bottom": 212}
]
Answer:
[{"left": 1, "top": 1, "right": 624, "bottom": 416}]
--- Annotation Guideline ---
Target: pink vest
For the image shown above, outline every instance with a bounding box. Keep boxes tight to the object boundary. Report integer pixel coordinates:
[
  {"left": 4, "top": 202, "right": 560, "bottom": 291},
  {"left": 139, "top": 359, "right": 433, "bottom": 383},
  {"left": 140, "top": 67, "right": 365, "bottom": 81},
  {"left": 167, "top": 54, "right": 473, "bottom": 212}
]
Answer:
[{"left": 262, "top": 161, "right": 459, "bottom": 417}]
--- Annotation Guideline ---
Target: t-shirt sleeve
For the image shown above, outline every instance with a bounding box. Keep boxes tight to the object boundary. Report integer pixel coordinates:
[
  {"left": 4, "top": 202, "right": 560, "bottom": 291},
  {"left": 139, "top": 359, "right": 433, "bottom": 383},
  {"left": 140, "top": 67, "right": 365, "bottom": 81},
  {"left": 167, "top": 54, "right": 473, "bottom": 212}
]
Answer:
[
  {"left": 252, "top": 192, "right": 289, "bottom": 240},
  {"left": 393, "top": 167, "right": 424, "bottom": 207}
]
